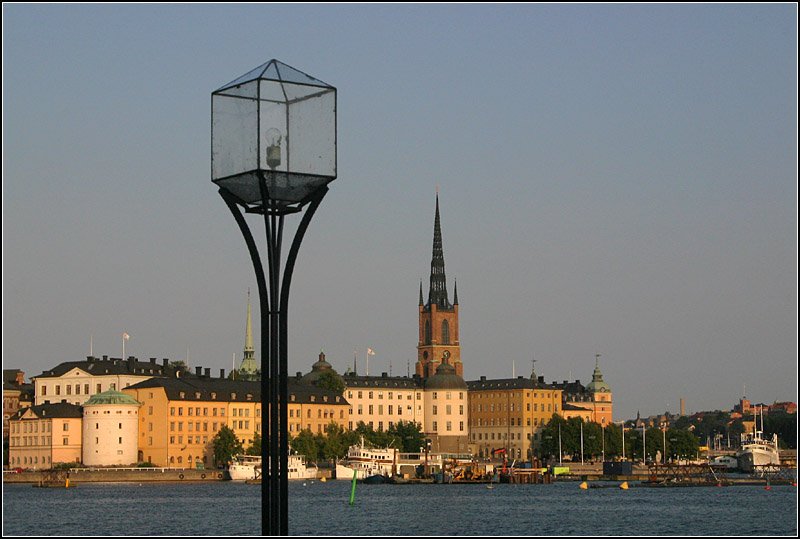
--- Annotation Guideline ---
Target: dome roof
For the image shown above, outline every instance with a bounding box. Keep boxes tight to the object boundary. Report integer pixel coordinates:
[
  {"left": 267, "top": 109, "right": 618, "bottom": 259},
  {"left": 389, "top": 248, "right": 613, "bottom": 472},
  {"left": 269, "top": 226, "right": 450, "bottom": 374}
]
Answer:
[
  {"left": 424, "top": 361, "right": 467, "bottom": 390},
  {"left": 301, "top": 351, "right": 342, "bottom": 385},
  {"left": 84, "top": 389, "right": 140, "bottom": 406}
]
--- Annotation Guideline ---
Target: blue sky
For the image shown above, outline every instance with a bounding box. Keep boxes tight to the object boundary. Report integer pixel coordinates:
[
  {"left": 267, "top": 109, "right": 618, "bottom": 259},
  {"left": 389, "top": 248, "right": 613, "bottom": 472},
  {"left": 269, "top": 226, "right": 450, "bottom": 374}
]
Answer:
[{"left": 3, "top": 4, "right": 797, "bottom": 420}]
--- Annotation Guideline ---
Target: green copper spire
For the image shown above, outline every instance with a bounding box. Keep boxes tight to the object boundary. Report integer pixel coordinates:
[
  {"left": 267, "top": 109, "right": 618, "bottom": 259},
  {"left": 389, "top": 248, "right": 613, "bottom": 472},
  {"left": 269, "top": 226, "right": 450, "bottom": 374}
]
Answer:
[
  {"left": 586, "top": 353, "right": 611, "bottom": 393},
  {"left": 239, "top": 289, "right": 259, "bottom": 377}
]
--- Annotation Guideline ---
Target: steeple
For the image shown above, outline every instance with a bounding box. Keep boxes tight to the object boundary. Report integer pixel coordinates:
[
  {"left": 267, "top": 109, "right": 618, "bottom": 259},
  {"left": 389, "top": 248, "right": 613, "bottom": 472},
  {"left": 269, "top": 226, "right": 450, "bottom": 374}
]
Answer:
[
  {"left": 239, "top": 289, "right": 259, "bottom": 378},
  {"left": 453, "top": 278, "right": 459, "bottom": 305},
  {"left": 419, "top": 280, "right": 424, "bottom": 306},
  {"left": 427, "top": 193, "right": 451, "bottom": 310},
  {"left": 586, "top": 353, "right": 611, "bottom": 393}
]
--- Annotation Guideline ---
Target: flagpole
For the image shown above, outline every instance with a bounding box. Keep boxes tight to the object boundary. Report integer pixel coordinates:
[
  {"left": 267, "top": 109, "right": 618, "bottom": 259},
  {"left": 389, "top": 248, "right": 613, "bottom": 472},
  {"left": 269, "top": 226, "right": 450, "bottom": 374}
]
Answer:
[{"left": 90, "top": 335, "right": 93, "bottom": 357}]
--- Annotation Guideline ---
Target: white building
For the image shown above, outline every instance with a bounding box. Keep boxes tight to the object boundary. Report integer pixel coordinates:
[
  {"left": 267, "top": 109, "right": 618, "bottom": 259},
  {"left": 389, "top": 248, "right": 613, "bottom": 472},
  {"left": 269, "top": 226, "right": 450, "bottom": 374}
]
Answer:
[{"left": 82, "top": 389, "right": 140, "bottom": 466}]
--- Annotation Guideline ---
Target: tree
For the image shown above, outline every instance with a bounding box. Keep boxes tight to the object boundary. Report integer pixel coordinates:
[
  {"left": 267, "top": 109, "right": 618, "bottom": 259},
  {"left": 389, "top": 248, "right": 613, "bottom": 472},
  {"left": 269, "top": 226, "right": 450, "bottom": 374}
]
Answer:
[
  {"left": 213, "top": 425, "right": 243, "bottom": 467},
  {"left": 315, "top": 371, "right": 345, "bottom": 395},
  {"left": 246, "top": 433, "right": 262, "bottom": 456},
  {"left": 290, "top": 429, "right": 321, "bottom": 462},
  {"left": 387, "top": 421, "right": 425, "bottom": 453},
  {"left": 169, "top": 360, "right": 187, "bottom": 372}
]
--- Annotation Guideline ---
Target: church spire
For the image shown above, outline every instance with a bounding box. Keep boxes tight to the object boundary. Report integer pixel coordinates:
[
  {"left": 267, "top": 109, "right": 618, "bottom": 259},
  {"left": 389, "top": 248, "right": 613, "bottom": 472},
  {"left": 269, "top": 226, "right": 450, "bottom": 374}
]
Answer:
[
  {"left": 427, "top": 193, "right": 451, "bottom": 310},
  {"left": 239, "top": 289, "right": 258, "bottom": 378}
]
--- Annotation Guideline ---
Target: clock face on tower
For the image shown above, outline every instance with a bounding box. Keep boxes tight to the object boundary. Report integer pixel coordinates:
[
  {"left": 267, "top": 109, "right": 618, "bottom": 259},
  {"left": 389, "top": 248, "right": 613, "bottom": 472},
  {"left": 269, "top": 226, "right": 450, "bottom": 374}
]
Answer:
[{"left": 443, "top": 350, "right": 451, "bottom": 361}]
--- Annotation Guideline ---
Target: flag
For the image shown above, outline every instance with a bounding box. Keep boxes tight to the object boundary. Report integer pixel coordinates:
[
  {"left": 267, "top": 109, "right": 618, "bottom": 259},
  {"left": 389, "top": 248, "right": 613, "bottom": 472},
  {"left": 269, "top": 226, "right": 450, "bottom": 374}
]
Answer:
[
  {"left": 123, "top": 332, "right": 130, "bottom": 341},
  {"left": 367, "top": 348, "right": 375, "bottom": 356}
]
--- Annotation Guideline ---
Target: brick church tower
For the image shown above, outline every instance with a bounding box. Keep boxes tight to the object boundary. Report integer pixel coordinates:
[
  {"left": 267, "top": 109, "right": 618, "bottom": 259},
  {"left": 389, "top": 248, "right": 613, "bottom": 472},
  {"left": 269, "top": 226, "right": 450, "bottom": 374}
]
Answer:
[{"left": 416, "top": 194, "right": 462, "bottom": 379}]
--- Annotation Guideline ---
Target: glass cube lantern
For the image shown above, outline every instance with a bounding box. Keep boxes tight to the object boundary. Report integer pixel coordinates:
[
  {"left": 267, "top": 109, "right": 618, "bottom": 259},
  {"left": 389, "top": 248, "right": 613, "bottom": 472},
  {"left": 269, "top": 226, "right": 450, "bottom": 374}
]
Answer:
[{"left": 212, "top": 60, "right": 336, "bottom": 210}]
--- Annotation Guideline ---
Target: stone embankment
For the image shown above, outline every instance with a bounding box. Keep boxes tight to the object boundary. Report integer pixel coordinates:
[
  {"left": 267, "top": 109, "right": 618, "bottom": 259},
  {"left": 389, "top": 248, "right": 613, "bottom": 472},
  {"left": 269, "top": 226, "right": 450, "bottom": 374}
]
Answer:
[{"left": 3, "top": 467, "right": 226, "bottom": 484}]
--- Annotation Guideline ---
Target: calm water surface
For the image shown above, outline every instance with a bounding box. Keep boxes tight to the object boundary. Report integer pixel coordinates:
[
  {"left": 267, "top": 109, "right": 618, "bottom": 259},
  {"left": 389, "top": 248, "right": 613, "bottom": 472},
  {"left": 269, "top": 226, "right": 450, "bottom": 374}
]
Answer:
[{"left": 2, "top": 480, "right": 797, "bottom": 536}]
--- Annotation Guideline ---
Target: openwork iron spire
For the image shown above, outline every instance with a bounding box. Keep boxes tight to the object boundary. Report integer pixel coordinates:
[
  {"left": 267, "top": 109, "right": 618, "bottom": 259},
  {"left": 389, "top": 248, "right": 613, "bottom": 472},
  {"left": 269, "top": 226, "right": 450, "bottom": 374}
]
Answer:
[{"left": 427, "top": 194, "right": 452, "bottom": 310}]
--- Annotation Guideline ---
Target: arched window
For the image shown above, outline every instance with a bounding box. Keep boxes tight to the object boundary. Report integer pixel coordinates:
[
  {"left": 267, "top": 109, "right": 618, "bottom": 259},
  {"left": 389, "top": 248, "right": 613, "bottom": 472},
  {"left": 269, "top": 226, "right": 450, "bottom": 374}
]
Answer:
[
  {"left": 441, "top": 320, "right": 450, "bottom": 345},
  {"left": 424, "top": 320, "right": 431, "bottom": 345}
]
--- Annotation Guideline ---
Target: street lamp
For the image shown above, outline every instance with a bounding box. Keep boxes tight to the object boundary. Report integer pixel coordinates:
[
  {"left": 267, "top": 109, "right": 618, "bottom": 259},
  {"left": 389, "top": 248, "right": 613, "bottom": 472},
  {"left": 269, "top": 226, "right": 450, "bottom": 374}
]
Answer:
[{"left": 212, "top": 59, "right": 336, "bottom": 536}]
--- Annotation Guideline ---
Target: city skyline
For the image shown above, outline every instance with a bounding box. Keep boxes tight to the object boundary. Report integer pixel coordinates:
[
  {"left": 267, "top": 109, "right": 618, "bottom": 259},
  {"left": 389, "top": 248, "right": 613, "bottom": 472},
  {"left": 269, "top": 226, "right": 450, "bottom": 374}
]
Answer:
[{"left": 2, "top": 4, "right": 797, "bottom": 420}]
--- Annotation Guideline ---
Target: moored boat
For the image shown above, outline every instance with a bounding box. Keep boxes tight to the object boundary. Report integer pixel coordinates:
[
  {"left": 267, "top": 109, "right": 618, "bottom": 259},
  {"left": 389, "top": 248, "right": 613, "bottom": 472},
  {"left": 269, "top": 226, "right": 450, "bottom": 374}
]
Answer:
[
  {"left": 334, "top": 437, "right": 397, "bottom": 480},
  {"left": 227, "top": 453, "right": 318, "bottom": 481},
  {"left": 735, "top": 407, "right": 780, "bottom": 473}
]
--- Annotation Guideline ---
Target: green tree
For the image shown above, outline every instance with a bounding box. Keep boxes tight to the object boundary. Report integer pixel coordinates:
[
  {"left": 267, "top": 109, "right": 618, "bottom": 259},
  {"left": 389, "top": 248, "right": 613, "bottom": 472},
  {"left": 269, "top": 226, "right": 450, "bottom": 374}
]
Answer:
[
  {"left": 290, "top": 429, "right": 321, "bottom": 461},
  {"left": 246, "top": 433, "right": 262, "bottom": 456},
  {"left": 387, "top": 421, "right": 426, "bottom": 453},
  {"left": 170, "top": 360, "right": 187, "bottom": 371},
  {"left": 213, "top": 425, "right": 243, "bottom": 466},
  {"left": 315, "top": 371, "right": 345, "bottom": 395}
]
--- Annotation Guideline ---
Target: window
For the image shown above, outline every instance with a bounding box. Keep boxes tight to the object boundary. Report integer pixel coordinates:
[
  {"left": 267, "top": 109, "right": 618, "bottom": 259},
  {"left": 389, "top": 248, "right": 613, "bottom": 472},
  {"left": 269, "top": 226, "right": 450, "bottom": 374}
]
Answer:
[
  {"left": 424, "top": 320, "right": 431, "bottom": 344},
  {"left": 66, "top": 385, "right": 72, "bottom": 395},
  {"left": 432, "top": 405, "right": 437, "bottom": 415},
  {"left": 75, "top": 384, "right": 81, "bottom": 395},
  {"left": 42, "top": 386, "right": 47, "bottom": 396},
  {"left": 63, "top": 423, "right": 69, "bottom": 432},
  {"left": 441, "top": 320, "right": 450, "bottom": 344},
  {"left": 97, "top": 384, "right": 102, "bottom": 394}
]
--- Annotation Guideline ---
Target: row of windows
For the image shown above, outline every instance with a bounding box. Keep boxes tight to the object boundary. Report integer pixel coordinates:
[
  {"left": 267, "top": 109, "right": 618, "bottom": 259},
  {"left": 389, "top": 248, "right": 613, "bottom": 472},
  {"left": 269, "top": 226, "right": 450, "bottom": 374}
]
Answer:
[
  {"left": 348, "top": 391, "right": 421, "bottom": 401},
  {"left": 431, "top": 405, "right": 464, "bottom": 416},
  {"left": 9, "top": 436, "right": 71, "bottom": 447},
  {"left": 353, "top": 404, "right": 417, "bottom": 416},
  {"left": 473, "top": 392, "right": 557, "bottom": 399},
  {"left": 168, "top": 435, "right": 209, "bottom": 446},
  {"left": 430, "top": 421, "right": 465, "bottom": 432},
  {"left": 471, "top": 417, "right": 545, "bottom": 427},
  {"left": 472, "top": 403, "right": 558, "bottom": 413},
  {"left": 170, "top": 406, "right": 227, "bottom": 417},
  {"left": 9, "top": 455, "right": 51, "bottom": 466},
  {"left": 40, "top": 383, "right": 123, "bottom": 396}
]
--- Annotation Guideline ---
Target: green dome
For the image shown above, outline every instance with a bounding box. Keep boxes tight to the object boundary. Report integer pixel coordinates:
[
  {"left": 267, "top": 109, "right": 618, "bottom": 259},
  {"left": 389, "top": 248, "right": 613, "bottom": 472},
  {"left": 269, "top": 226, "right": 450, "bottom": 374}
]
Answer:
[{"left": 84, "top": 389, "right": 140, "bottom": 406}]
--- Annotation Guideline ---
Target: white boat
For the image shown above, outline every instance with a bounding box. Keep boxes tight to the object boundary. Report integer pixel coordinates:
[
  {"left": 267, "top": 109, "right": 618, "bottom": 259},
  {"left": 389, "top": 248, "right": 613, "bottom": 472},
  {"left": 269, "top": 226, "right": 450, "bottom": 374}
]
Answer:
[
  {"left": 736, "top": 407, "right": 780, "bottom": 473},
  {"left": 335, "top": 437, "right": 397, "bottom": 480},
  {"left": 227, "top": 453, "right": 318, "bottom": 481},
  {"left": 709, "top": 455, "right": 739, "bottom": 470}
]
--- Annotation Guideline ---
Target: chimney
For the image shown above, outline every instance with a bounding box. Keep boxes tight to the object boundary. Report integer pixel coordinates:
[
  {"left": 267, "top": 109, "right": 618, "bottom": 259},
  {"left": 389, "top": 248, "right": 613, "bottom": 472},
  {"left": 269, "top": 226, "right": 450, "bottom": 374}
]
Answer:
[
  {"left": 86, "top": 356, "right": 94, "bottom": 362},
  {"left": 480, "top": 376, "right": 487, "bottom": 381},
  {"left": 150, "top": 358, "right": 156, "bottom": 364},
  {"left": 128, "top": 357, "right": 135, "bottom": 371},
  {"left": 103, "top": 355, "right": 108, "bottom": 361},
  {"left": 296, "top": 372, "right": 303, "bottom": 379},
  {"left": 538, "top": 376, "right": 544, "bottom": 383},
  {"left": 220, "top": 369, "right": 225, "bottom": 379},
  {"left": 205, "top": 368, "right": 211, "bottom": 378},
  {"left": 195, "top": 366, "right": 202, "bottom": 377},
  {"left": 680, "top": 398, "right": 686, "bottom": 417},
  {"left": 163, "top": 358, "right": 169, "bottom": 367},
  {"left": 381, "top": 372, "right": 388, "bottom": 378}
]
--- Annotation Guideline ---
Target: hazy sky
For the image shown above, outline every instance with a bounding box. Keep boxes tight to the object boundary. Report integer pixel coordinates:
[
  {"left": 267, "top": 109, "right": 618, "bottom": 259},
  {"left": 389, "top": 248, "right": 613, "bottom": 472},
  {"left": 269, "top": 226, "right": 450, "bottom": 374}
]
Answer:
[{"left": 3, "top": 4, "right": 796, "bottom": 420}]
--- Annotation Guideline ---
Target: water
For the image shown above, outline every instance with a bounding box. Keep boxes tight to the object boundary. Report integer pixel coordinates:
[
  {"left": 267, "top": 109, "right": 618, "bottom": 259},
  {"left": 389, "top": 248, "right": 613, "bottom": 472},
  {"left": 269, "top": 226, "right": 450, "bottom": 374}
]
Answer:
[{"left": 2, "top": 480, "right": 797, "bottom": 536}]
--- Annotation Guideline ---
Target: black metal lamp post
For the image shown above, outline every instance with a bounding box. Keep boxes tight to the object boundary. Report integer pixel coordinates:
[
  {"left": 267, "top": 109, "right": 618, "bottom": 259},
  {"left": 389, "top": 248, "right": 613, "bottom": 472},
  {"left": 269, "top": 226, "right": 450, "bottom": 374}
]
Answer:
[{"left": 212, "top": 59, "right": 336, "bottom": 536}]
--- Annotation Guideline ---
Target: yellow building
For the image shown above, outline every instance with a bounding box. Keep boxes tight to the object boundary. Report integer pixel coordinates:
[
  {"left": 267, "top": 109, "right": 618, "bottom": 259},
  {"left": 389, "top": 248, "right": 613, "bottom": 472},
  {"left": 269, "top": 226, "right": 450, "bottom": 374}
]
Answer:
[
  {"left": 8, "top": 402, "right": 83, "bottom": 469},
  {"left": 124, "top": 373, "right": 349, "bottom": 468},
  {"left": 467, "top": 375, "right": 563, "bottom": 460}
]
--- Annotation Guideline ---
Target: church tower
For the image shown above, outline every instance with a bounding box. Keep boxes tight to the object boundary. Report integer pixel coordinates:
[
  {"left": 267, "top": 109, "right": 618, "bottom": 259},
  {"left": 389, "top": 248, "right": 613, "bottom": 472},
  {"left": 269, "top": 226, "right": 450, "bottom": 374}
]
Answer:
[
  {"left": 239, "top": 289, "right": 259, "bottom": 379},
  {"left": 416, "top": 194, "right": 462, "bottom": 379}
]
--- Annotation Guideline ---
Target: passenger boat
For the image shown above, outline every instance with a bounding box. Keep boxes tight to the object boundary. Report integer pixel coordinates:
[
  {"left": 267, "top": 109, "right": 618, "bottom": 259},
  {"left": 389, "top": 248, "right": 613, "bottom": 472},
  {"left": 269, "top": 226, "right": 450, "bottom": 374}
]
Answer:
[
  {"left": 335, "top": 437, "right": 397, "bottom": 480},
  {"left": 227, "top": 453, "right": 318, "bottom": 481},
  {"left": 736, "top": 408, "right": 780, "bottom": 473}
]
